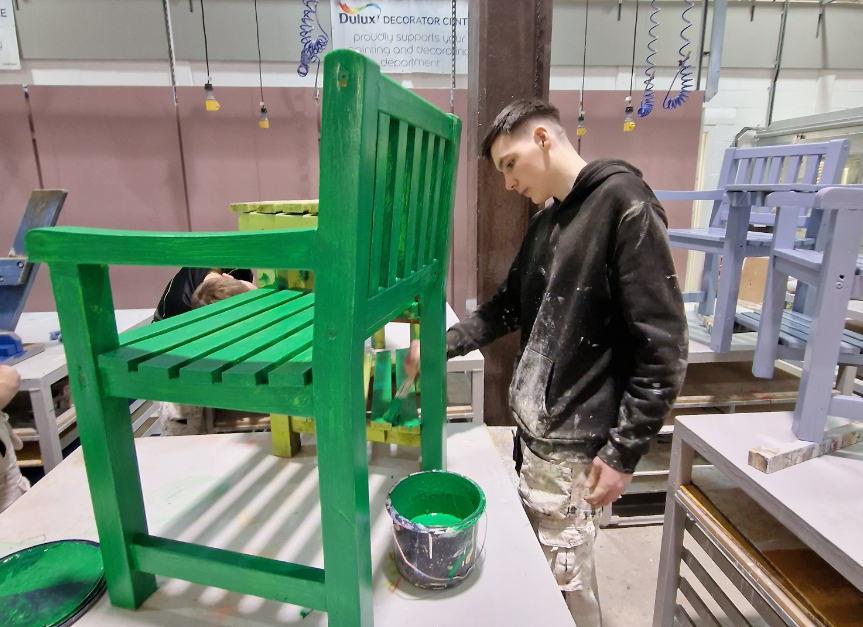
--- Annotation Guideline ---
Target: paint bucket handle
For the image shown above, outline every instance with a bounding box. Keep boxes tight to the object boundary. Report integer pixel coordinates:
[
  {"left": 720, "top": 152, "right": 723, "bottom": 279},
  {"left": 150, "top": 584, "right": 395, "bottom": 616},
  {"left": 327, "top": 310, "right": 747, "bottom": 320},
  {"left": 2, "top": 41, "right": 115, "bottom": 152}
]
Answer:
[{"left": 391, "top": 512, "right": 488, "bottom": 585}]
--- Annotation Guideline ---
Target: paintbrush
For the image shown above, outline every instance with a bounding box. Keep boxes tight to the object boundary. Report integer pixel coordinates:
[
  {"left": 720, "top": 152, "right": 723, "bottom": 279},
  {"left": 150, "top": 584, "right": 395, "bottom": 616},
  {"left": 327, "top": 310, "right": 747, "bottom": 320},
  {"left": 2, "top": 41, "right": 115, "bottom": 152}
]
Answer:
[{"left": 381, "top": 375, "right": 416, "bottom": 424}]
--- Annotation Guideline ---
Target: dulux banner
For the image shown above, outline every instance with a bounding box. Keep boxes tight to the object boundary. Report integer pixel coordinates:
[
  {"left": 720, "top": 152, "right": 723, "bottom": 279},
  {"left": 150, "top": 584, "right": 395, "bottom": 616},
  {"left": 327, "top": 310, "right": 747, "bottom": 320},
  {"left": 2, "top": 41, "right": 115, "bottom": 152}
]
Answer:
[{"left": 330, "top": 0, "right": 468, "bottom": 75}]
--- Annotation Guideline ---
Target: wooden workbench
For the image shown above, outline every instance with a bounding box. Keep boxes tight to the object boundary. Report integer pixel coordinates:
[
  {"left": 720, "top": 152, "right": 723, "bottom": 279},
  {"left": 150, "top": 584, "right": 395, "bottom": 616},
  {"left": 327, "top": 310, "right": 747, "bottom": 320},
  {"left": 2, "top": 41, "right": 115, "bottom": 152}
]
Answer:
[
  {"left": 0, "top": 424, "right": 573, "bottom": 626},
  {"left": 654, "top": 411, "right": 863, "bottom": 626},
  {"left": 10, "top": 309, "right": 155, "bottom": 470}
]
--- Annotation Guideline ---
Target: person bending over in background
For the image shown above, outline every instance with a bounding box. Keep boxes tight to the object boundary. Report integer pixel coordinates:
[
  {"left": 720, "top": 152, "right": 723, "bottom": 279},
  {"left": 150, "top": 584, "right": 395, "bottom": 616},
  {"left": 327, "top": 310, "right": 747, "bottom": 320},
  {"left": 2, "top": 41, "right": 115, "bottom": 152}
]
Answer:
[{"left": 156, "top": 270, "right": 257, "bottom": 435}]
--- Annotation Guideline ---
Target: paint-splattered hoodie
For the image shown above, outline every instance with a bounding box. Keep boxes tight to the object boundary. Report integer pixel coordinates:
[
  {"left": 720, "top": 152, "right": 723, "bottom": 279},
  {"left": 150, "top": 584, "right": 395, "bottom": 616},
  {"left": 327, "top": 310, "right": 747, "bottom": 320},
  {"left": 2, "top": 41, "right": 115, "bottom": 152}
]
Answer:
[{"left": 447, "top": 159, "right": 688, "bottom": 473}]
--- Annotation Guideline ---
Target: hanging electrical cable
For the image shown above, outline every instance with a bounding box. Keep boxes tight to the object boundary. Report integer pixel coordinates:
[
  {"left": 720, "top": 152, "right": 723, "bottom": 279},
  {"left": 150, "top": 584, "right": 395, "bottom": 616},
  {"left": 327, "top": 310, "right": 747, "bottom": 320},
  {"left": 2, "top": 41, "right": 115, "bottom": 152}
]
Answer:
[
  {"left": 624, "top": 0, "right": 639, "bottom": 132},
  {"left": 663, "top": 0, "right": 694, "bottom": 110},
  {"left": 450, "top": 0, "right": 456, "bottom": 114},
  {"left": 297, "top": 0, "right": 329, "bottom": 79},
  {"left": 200, "top": 0, "right": 218, "bottom": 111},
  {"left": 637, "top": 0, "right": 659, "bottom": 117},
  {"left": 297, "top": 0, "right": 329, "bottom": 143},
  {"left": 254, "top": 0, "right": 268, "bottom": 128},
  {"left": 577, "top": 0, "right": 588, "bottom": 149}
]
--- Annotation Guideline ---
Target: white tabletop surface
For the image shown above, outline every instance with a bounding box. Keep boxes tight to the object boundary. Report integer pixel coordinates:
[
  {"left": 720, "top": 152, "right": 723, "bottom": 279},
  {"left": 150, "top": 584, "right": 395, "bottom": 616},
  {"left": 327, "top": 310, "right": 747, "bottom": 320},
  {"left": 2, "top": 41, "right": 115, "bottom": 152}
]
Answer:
[
  {"left": 0, "top": 424, "right": 573, "bottom": 626},
  {"left": 12, "top": 309, "right": 155, "bottom": 386},
  {"left": 678, "top": 411, "right": 863, "bottom": 593}
]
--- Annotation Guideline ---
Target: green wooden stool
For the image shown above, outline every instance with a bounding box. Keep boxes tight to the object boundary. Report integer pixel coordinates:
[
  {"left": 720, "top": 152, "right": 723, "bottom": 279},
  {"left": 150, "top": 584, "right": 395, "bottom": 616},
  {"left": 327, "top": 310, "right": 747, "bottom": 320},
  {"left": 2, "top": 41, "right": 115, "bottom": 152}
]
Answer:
[{"left": 26, "top": 50, "right": 461, "bottom": 627}]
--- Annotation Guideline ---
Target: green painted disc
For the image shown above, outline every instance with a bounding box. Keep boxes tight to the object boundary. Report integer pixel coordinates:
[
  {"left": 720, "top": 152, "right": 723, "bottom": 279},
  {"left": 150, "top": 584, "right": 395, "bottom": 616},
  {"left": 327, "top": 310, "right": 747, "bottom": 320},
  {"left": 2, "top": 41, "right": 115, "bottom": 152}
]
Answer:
[{"left": 0, "top": 540, "right": 106, "bottom": 627}]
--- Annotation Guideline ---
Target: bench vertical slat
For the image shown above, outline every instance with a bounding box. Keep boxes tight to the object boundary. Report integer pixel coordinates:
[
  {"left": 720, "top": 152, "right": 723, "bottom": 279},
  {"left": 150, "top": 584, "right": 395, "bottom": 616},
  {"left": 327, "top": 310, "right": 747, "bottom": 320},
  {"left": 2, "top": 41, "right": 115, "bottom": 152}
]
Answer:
[
  {"left": 750, "top": 157, "right": 767, "bottom": 186},
  {"left": 387, "top": 120, "right": 411, "bottom": 287},
  {"left": 369, "top": 112, "right": 393, "bottom": 296},
  {"left": 426, "top": 137, "right": 447, "bottom": 264},
  {"left": 784, "top": 155, "right": 802, "bottom": 184},
  {"left": 734, "top": 158, "right": 750, "bottom": 184},
  {"left": 371, "top": 350, "right": 393, "bottom": 422},
  {"left": 765, "top": 155, "right": 783, "bottom": 184},
  {"left": 403, "top": 126, "right": 426, "bottom": 276},
  {"left": 416, "top": 134, "right": 437, "bottom": 268},
  {"left": 802, "top": 153, "right": 822, "bottom": 184},
  {"left": 394, "top": 348, "right": 418, "bottom": 426}
]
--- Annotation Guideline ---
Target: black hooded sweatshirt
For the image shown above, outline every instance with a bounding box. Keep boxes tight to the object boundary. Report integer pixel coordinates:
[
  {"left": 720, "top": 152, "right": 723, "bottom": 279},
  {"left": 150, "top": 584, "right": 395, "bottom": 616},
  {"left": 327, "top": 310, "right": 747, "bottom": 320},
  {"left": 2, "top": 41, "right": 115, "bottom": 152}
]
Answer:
[{"left": 446, "top": 159, "right": 688, "bottom": 473}]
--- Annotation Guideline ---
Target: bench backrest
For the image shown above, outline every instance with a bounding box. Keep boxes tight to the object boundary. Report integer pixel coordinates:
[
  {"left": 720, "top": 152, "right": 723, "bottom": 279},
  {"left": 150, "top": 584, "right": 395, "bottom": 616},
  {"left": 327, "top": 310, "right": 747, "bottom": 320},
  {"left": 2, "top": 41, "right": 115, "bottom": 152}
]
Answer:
[
  {"left": 710, "top": 139, "right": 851, "bottom": 229},
  {"left": 315, "top": 50, "right": 462, "bottom": 340}
]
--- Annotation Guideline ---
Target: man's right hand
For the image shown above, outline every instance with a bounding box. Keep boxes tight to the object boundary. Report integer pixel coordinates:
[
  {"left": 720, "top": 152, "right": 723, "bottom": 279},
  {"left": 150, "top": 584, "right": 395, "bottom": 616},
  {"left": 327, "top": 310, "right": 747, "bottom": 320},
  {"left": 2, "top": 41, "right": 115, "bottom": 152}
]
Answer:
[{"left": 405, "top": 340, "right": 421, "bottom": 381}]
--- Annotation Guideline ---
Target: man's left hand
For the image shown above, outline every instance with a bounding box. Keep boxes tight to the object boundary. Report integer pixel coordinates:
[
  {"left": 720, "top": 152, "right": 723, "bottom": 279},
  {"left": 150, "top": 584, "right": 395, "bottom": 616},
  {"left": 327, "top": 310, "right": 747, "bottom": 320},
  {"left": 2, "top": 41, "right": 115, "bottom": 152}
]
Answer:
[{"left": 584, "top": 456, "right": 633, "bottom": 508}]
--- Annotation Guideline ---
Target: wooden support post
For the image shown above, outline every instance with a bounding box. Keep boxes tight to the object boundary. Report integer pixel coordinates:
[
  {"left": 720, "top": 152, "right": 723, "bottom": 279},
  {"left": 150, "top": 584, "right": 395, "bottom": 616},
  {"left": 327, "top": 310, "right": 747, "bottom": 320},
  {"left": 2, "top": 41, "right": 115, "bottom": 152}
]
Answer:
[{"left": 468, "top": 0, "right": 552, "bottom": 425}]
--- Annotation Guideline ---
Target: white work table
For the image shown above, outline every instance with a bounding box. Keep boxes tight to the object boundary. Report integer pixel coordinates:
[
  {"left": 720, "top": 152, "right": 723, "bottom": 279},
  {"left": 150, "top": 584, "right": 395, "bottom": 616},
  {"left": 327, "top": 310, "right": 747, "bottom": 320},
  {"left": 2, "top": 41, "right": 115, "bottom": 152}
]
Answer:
[
  {"left": 11, "top": 309, "right": 155, "bottom": 471},
  {"left": 0, "top": 423, "right": 573, "bottom": 626},
  {"left": 654, "top": 411, "right": 863, "bottom": 626}
]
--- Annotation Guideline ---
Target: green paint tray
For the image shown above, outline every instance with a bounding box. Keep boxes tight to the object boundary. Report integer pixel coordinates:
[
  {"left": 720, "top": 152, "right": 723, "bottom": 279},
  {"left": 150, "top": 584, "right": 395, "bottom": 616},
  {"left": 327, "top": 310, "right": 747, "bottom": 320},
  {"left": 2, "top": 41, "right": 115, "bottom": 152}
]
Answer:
[{"left": 0, "top": 540, "right": 106, "bottom": 627}]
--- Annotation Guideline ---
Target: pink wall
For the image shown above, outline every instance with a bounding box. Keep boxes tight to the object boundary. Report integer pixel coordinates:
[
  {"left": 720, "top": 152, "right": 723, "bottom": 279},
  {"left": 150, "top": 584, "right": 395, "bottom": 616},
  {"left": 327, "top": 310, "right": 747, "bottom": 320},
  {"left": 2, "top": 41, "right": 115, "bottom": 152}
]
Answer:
[
  {"left": 177, "top": 86, "right": 321, "bottom": 233},
  {"left": 0, "top": 86, "right": 41, "bottom": 256},
  {"left": 552, "top": 90, "right": 703, "bottom": 279},
  {"left": 4, "top": 85, "right": 700, "bottom": 316},
  {"left": 27, "top": 86, "right": 189, "bottom": 311}
]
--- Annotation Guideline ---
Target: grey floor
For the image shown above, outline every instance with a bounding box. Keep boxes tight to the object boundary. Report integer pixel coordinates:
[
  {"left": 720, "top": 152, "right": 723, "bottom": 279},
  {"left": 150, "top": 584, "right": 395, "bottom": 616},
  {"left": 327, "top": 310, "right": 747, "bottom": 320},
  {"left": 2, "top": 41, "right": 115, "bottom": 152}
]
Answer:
[{"left": 487, "top": 426, "right": 663, "bottom": 627}]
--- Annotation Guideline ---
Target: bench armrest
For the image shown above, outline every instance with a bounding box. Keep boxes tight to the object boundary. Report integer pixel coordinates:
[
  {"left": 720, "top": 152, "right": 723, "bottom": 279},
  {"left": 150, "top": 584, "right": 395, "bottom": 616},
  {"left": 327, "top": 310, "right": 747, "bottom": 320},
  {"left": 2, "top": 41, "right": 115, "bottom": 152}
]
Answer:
[
  {"left": 653, "top": 190, "right": 725, "bottom": 202},
  {"left": 767, "top": 187, "right": 863, "bottom": 211},
  {"left": 25, "top": 226, "right": 317, "bottom": 270}
]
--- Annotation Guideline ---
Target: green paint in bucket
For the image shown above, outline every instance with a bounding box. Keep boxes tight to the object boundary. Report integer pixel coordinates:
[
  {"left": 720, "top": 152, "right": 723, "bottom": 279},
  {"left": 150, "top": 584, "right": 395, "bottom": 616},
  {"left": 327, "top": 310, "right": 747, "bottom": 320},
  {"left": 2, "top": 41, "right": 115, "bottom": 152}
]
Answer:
[{"left": 386, "top": 470, "right": 486, "bottom": 589}]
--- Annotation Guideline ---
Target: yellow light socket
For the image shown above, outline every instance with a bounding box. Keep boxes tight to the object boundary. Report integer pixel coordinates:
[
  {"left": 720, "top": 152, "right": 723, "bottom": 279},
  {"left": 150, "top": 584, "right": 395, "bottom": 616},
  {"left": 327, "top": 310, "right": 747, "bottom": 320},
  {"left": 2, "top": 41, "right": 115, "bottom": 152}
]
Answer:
[
  {"left": 204, "top": 82, "right": 219, "bottom": 111},
  {"left": 623, "top": 98, "right": 634, "bottom": 132},
  {"left": 259, "top": 103, "right": 269, "bottom": 129}
]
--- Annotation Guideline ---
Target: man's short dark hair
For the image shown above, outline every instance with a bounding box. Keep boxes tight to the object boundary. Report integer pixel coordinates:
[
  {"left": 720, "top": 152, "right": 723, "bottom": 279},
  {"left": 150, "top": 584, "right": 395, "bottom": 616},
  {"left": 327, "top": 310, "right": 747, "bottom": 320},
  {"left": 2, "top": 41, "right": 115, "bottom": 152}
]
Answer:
[{"left": 481, "top": 100, "right": 562, "bottom": 162}]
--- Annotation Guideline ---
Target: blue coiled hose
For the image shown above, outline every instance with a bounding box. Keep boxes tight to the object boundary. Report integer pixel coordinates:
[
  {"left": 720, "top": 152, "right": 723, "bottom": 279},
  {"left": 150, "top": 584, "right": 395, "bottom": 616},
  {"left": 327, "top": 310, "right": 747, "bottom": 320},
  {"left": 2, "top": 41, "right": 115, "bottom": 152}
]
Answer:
[
  {"left": 663, "top": 0, "right": 694, "bottom": 110},
  {"left": 297, "top": 0, "right": 329, "bottom": 78},
  {"left": 637, "top": 0, "right": 659, "bottom": 118}
]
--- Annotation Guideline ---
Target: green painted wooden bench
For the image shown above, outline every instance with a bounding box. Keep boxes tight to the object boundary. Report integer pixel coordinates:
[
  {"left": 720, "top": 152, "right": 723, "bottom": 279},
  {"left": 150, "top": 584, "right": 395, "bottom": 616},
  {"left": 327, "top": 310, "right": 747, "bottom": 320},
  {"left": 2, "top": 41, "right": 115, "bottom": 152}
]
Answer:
[{"left": 25, "top": 50, "right": 461, "bottom": 627}]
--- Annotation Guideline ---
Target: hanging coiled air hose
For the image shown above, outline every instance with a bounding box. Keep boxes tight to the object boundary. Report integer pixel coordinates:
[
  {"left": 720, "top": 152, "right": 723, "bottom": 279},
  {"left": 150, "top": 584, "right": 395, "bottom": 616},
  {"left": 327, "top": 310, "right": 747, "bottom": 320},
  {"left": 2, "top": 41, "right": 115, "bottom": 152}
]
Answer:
[
  {"left": 663, "top": 0, "right": 694, "bottom": 110},
  {"left": 297, "top": 0, "right": 329, "bottom": 78},
  {"left": 637, "top": 0, "right": 659, "bottom": 118}
]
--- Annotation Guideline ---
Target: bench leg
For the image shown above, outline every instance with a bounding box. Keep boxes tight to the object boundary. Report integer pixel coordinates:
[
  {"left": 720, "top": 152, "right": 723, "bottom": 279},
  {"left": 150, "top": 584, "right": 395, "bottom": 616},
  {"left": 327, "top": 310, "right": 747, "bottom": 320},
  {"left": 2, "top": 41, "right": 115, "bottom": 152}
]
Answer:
[
  {"left": 753, "top": 206, "right": 799, "bottom": 379},
  {"left": 711, "top": 204, "right": 751, "bottom": 353},
  {"left": 270, "top": 414, "right": 302, "bottom": 457},
  {"left": 51, "top": 264, "right": 157, "bottom": 608},
  {"left": 794, "top": 209, "right": 863, "bottom": 442},
  {"left": 696, "top": 252, "right": 720, "bottom": 317},
  {"left": 315, "top": 336, "right": 374, "bottom": 627},
  {"left": 420, "top": 281, "right": 447, "bottom": 471}
]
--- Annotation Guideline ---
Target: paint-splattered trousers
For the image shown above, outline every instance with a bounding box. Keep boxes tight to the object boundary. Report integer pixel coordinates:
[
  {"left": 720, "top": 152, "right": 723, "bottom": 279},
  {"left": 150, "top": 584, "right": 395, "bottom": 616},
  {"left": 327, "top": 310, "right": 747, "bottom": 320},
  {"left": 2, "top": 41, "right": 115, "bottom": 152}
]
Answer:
[
  {"left": 158, "top": 402, "right": 209, "bottom": 436},
  {"left": 0, "top": 412, "right": 30, "bottom": 514},
  {"left": 519, "top": 445, "right": 602, "bottom": 627}
]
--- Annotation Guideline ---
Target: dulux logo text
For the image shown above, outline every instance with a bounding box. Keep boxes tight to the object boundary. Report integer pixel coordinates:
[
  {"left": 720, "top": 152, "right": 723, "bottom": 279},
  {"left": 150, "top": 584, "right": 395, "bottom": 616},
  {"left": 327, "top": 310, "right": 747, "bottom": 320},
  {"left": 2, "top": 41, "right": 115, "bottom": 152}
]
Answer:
[{"left": 338, "top": 2, "right": 382, "bottom": 24}]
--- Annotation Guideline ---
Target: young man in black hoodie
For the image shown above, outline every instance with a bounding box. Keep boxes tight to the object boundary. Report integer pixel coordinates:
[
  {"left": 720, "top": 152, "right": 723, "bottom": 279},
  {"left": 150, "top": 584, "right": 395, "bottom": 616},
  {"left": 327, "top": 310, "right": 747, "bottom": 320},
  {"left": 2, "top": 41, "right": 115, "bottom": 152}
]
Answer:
[{"left": 406, "top": 100, "right": 688, "bottom": 625}]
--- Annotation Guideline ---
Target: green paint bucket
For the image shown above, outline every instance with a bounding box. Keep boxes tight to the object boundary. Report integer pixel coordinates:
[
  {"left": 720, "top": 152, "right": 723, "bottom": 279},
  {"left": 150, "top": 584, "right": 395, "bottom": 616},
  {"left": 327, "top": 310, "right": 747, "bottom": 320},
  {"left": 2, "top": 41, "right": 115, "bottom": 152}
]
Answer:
[{"left": 386, "top": 470, "right": 486, "bottom": 589}]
